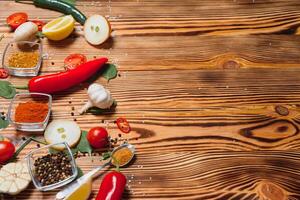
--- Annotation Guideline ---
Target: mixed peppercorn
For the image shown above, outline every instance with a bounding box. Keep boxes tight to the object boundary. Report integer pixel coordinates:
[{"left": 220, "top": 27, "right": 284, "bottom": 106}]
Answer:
[{"left": 34, "top": 152, "right": 73, "bottom": 186}]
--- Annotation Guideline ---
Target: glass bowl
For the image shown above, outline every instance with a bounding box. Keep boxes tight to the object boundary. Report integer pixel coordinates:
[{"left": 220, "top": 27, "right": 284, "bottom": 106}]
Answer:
[
  {"left": 26, "top": 142, "right": 78, "bottom": 191},
  {"left": 7, "top": 93, "right": 51, "bottom": 132},
  {"left": 2, "top": 41, "right": 43, "bottom": 77}
]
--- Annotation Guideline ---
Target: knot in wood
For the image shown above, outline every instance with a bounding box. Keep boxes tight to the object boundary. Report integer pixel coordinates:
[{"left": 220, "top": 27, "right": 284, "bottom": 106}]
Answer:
[
  {"left": 258, "top": 181, "right": 287, "bottom": 200},
  {"left": 275, "top": 105, "right": 289, "bottom": 116},
  {"left": 222, "top": 60, "right": 240, "bottom": 69}
]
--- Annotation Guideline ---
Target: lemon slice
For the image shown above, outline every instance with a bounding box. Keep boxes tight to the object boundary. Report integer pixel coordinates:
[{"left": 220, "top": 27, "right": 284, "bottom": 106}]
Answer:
[{"left": 42, "top": 15, "right": 75, "bottom": 41}]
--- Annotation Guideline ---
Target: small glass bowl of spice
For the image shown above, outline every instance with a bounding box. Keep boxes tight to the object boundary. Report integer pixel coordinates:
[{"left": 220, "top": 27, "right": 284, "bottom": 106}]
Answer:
[
  {"left": 2, "top": 41, "right": 42, "bottom": 76},
  {"left": 26, "top": 142, "right": 78, "bottom": 191},
  {"left": 7, "top": 93, "right": 51, "bottom": 132}
]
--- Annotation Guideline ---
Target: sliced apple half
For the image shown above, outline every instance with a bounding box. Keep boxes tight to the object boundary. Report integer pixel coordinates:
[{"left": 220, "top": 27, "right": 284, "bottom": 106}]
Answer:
[
  {"left": 84, "top": 15, "right": 111, "bottom": 45},
  {"left": 44, "top": 120, "right": 81, "bottom": 150}
]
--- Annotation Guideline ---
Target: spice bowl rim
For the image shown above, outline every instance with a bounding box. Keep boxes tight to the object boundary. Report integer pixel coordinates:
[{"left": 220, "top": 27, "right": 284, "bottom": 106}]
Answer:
[
  {"left": 2, "top": 40, "right": 43, "bottom": 76},
  {"left": 26, "top": 142, "right": 78, "bottom": 191},
  {"left": 7, "top": 92, "right": 52, "bottom": 128}
]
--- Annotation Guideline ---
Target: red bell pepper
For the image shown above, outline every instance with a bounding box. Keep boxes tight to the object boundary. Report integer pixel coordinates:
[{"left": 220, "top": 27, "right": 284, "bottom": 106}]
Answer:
[
  {"left": 95, "top": 171, "right": 127, "bottom": 200},
  {"left": 28, "top": 57, "right": 108, "bottom": 94}
]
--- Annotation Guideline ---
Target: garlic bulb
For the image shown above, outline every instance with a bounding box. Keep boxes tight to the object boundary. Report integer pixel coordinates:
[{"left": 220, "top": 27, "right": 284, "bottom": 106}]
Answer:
[
  {"left": 79, "top": 83, "right": 114, "bottom": 114},
  {"left": 14, "top": 22, "right": 38, "bottom": 42},
  {"left": 0, "top": 161, "right": 31, "bottom": 195}
]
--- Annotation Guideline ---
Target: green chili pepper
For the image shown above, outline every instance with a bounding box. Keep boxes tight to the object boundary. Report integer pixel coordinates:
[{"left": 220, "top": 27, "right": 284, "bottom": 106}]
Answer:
[{"left": 15, "top": 0, "right": 87, "bottom": 25}]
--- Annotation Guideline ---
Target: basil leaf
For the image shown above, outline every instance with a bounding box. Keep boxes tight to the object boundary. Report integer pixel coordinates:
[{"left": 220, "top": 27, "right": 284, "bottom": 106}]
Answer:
[
  {"left": 87, "top": 100, "right": 117, "bottom": 114},
  {"left": 0, "top": 118, "right": 9, "bottom": 129},
  {"left": 102, "top": 152, "right": 112, "bottom": 160},
  {"left": 102, "top": 64, "right": 118, "bottom": 81},
  {"left": 49, "top": 147, "right": 78, "bottom": 156},
  {"left": 0, "top": 81, "right": 16, "bottom": 99},
  {"left": 77, "top": 131, "right": 92, "bottom": 156},
  {"left": 77, "top": 167, "right": 84, "bottom": 178}
]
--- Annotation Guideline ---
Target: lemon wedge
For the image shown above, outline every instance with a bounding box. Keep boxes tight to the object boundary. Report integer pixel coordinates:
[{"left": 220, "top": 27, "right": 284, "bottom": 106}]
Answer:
[
  {"left": 65, "top": 179, "right": 92, "bottom": 200},
  {"left": 42, "top": 15, "right": 75, "bottom": 41}
]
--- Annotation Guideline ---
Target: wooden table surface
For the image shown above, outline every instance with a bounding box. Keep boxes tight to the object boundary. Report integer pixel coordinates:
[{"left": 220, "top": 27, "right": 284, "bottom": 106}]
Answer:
[{"left": 1, "top": 0, "right": 300, "bottom": 199}]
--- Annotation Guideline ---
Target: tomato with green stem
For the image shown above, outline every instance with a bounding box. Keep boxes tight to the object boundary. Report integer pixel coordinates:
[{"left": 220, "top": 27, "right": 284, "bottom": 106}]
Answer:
[
  {"left": 0, "top": 141, "right": 15, "bottom": 163},
  {"left": 6, "top": 12, "right": 28, "bottom": 30}
]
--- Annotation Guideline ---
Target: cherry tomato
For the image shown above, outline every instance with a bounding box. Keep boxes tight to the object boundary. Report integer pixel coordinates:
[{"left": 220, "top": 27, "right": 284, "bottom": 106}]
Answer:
[
  {"left": 87, "top": 127, "right": 108, "bottom": 149},
  {"left": 6, "top": 12, "right": 28, "bottom": 30},
  {"left": 95, "top": 171, "right": 126, "bottom": 200},
  {"left": 0, "top": 141, "right": 15, "bottom": 164},
  {"left": 0, "top": 69, "right": 9, "bottom": 79},
  {"left": 64, "top": 54, "right": 87, "bottom": 71},
  {"left": 31, "top": 20, "right": 44, "bottom": 31},
  {"left": 116, "top": 117, "right": 131, "bottom": 133}
]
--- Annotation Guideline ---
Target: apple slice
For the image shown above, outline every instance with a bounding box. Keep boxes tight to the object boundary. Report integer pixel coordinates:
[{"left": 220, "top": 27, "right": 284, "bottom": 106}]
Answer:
[
  {"left": 44, "top": 120, "right": 81, "bottom": 150},
  {"left": 84, "top": 15, "right": 111, "bottom": 45}
]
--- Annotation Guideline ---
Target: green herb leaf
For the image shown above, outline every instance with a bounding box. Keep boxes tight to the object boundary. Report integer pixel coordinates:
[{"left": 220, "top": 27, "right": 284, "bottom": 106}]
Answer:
[
  {"left": 77, "top": 167, "right": 84, "bottom": 178},
  {"left": 77, "top": 131, "right": 92, "bottom": 156},
  {"left": 36, "top": 31, "right": 45, "bottom": 38},
  {"left": 0, "top": 81, "right": 16, "bottom": 99},
  {"left": 102, "top": 151, "right": 112, "bottom": 160},
  {"left": 87, "top": 100, "right": 117, "bottom": 114},
  {"left": 101, "top": 64, "right": 118, "bottom": 81},
  {"left": 0, "top": 118, "right": 9, "bottom": 129}
]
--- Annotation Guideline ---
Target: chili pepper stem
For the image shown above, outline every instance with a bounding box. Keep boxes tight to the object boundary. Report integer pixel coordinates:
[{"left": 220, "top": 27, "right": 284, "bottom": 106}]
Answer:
[
  {"left": 15, "top": 0, "right": 34, "bottom": 4},
  {"left": 12, "top": 85, "right": 29, "bottom": 90}
]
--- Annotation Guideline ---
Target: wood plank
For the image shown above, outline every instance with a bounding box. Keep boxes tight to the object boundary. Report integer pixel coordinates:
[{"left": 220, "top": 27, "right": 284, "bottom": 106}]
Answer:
[
  {"left": 2, "top": 34, "right": 300, "bottom": 70},
  {"left": 2, "top": 0, "right": 300, "bottom": 36}
]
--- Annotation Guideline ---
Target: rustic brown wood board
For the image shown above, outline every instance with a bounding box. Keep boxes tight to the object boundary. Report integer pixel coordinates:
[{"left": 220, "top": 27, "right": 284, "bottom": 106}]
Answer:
[{"left": 1, "top": 0, "right": 300, "bottom": 199}]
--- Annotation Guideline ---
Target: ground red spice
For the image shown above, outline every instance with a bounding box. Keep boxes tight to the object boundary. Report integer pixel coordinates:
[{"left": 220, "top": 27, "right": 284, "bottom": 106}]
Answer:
[{"left": 15, "top": 101, "right": 49, "bottom": 123}]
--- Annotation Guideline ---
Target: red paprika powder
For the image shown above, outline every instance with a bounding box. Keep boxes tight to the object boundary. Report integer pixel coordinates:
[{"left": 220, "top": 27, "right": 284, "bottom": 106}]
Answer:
[{"left": 15, "top": 101, "right": 49, "bottom": 123}]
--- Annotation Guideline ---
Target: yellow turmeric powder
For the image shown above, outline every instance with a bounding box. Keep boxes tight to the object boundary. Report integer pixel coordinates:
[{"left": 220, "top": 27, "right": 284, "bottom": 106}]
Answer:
[
  {"left": 8, "top": 52, "right": 39, "bottom": 68},
  {"left": 112, "top": 147, "right": 133, "bottom": 166}
]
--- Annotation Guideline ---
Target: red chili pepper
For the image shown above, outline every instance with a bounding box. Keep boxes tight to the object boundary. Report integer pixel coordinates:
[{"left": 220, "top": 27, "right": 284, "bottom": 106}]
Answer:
[
  {"left": 116, "top": 117, "right": 131, "bottom": 133},
  {"left": 28, "top": 58, "right": 108, "bottom": 94},
  {"left": 0, "top": 69, "right": 9, "bottom": 79},
  {"left": 95, "top": 171, "right": 126, "bottom": 200}
]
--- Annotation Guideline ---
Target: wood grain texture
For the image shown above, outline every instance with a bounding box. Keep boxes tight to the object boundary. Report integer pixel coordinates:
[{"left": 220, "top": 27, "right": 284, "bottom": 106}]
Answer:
[{"left": 1, "top": 0, "right": 300, "bottom": 199}]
